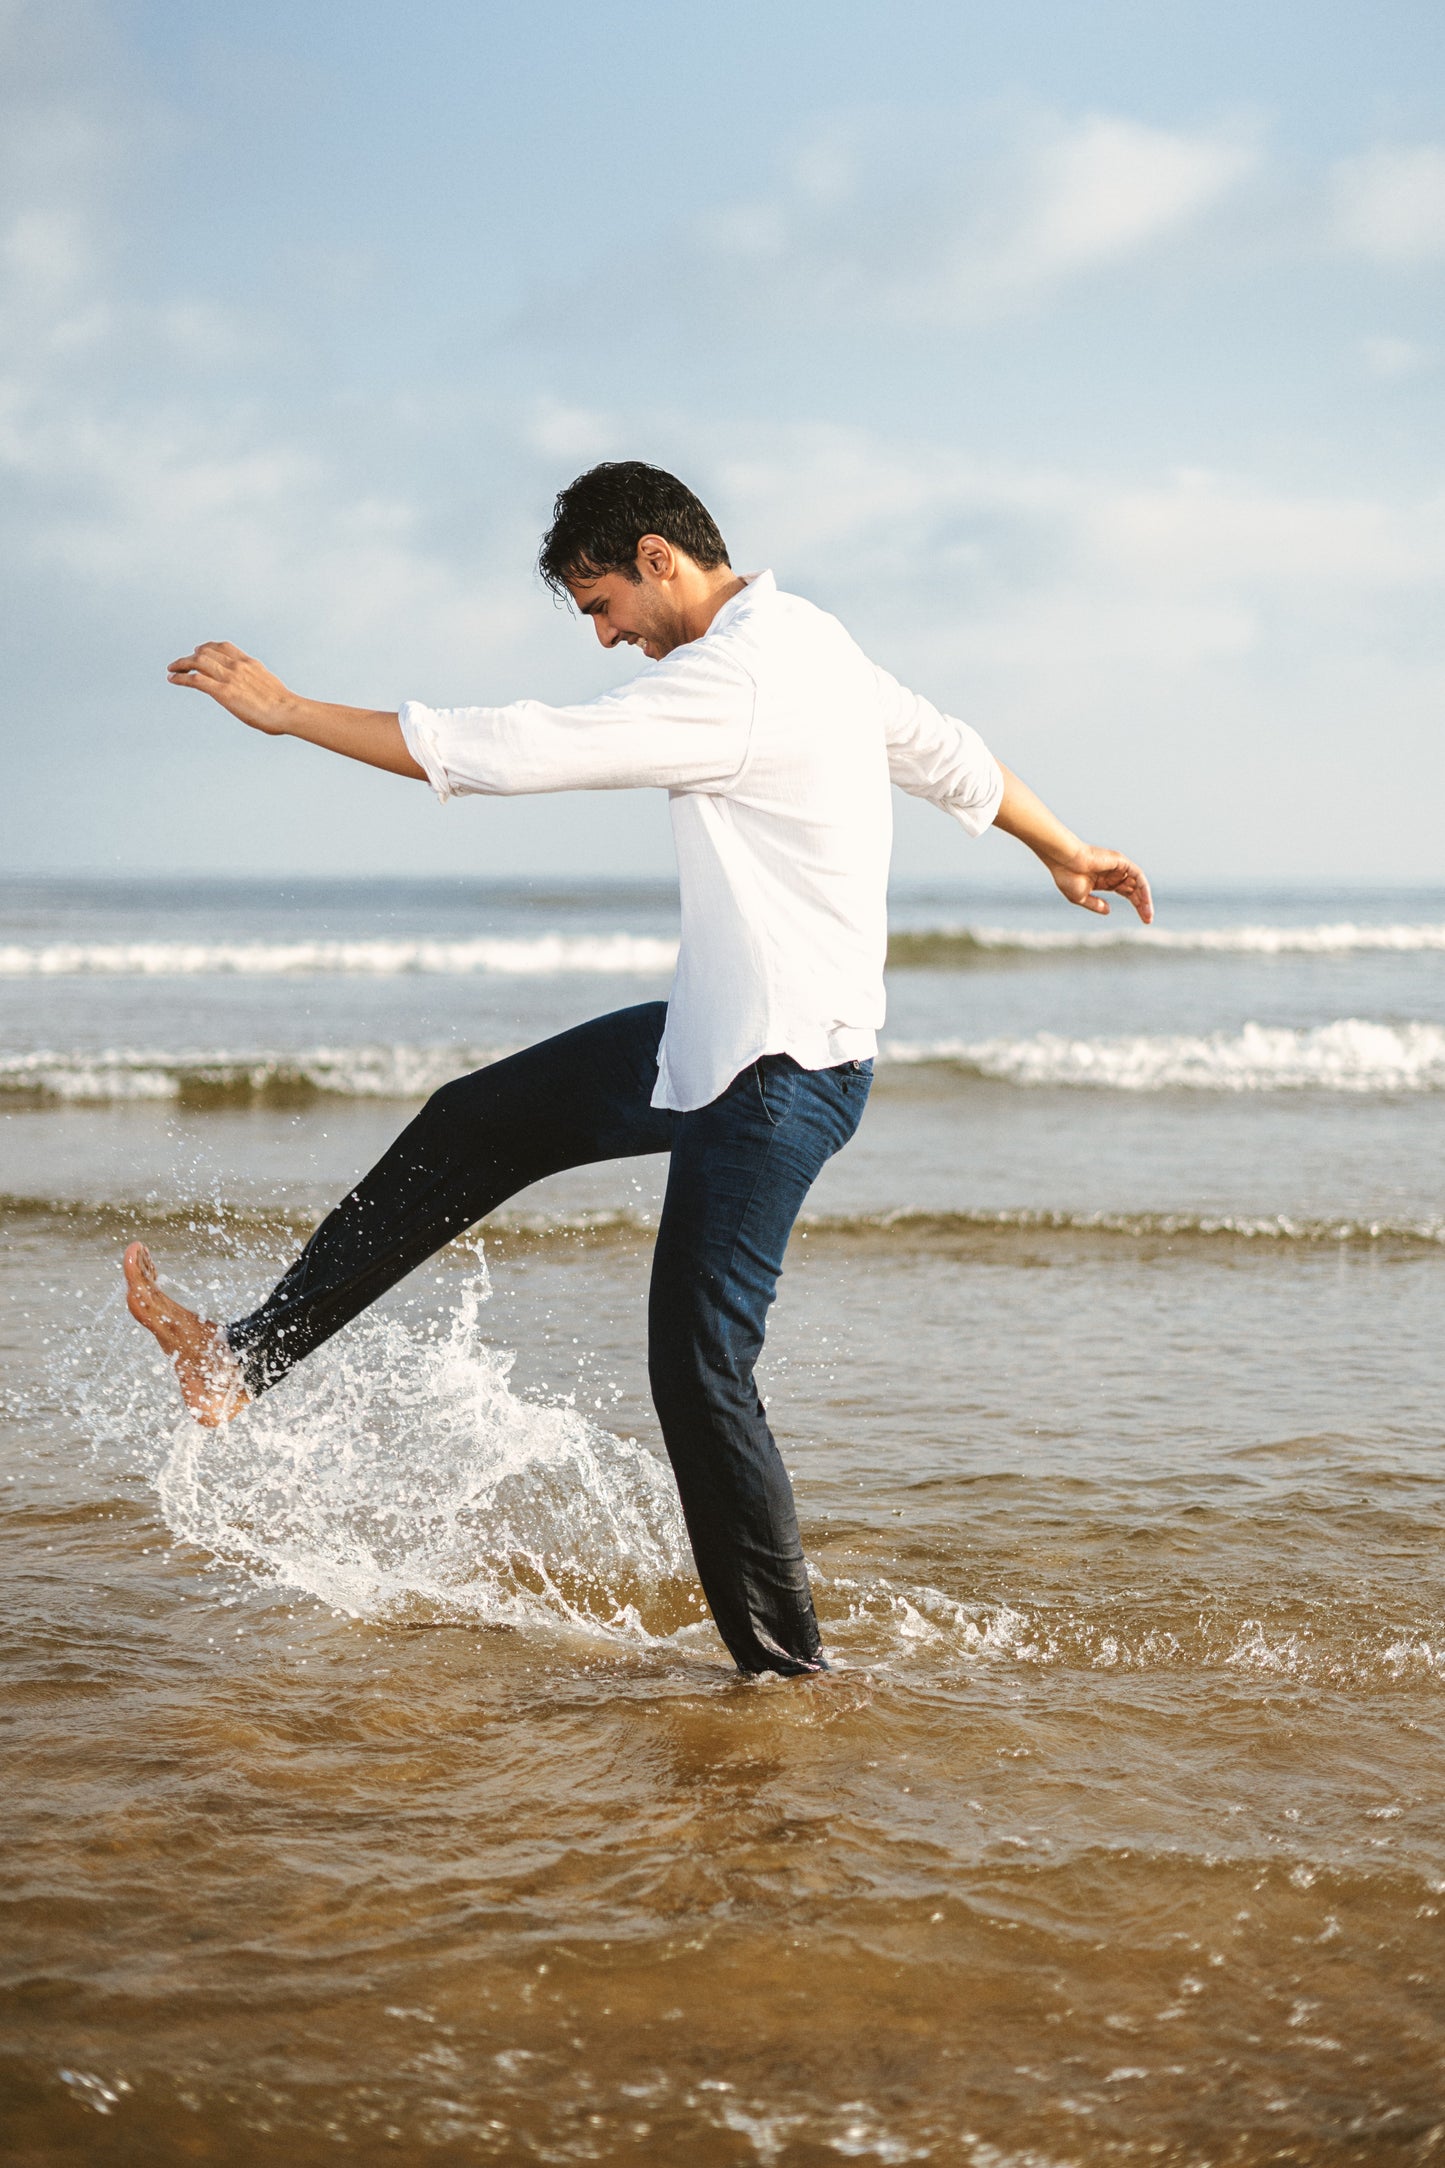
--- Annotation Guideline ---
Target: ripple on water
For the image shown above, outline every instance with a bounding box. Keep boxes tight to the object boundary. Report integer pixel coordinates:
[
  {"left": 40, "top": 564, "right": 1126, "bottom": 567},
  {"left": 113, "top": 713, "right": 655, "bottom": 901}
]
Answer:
[{"left": 65, "top": 1252, "right": 1445, "bottom": 1699}]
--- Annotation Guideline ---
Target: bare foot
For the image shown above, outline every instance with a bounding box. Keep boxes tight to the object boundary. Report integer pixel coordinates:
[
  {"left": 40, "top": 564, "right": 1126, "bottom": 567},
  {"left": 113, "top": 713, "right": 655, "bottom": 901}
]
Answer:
[{"left": 122, "top": 1243, "right": 250, "bottom": 1427}]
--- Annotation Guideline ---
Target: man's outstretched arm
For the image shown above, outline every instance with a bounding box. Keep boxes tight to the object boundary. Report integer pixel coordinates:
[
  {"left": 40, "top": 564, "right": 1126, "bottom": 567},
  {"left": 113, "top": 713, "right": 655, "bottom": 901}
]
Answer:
[
  {"left": 877, "top": 670, "right": 1151, "bottom": 921},
  {"left": 168, "top": 642, "right": 426, "bottom": 781},
  {"left": 993, "top": 764, "right": 1153, "bottom": 923}
]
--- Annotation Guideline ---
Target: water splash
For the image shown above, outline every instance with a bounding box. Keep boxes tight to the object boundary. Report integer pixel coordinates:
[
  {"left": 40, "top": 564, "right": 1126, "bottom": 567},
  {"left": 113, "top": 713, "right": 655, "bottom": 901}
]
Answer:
[{"left": 94, "top": 1257, "right": 696, "bottom": 1643}]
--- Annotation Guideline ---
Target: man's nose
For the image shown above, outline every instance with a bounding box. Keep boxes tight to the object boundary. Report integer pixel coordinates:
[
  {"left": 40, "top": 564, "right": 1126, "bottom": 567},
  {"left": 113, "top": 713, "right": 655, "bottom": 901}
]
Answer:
[{"left": 593, "top": 616, "right": 620, "bottom": 648}]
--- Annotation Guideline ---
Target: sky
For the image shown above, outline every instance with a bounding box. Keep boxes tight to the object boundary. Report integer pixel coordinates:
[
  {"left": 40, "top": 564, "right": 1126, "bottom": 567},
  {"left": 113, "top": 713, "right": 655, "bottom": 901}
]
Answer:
[{"left": 1, "top": 0, "right": 1443, "bottom": 885}]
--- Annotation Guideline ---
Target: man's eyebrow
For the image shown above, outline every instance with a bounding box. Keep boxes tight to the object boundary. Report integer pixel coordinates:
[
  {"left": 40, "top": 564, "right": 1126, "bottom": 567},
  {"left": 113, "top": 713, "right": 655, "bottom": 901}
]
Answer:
[{"left": 578, "top": 596, "right": 605, "bottom": 617}]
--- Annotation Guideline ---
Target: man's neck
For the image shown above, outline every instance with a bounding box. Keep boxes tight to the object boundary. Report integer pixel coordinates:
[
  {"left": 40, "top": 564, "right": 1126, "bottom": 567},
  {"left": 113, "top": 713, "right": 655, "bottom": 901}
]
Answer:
[{"left": 682, "top": 570, "right": 748, "bottom": 646}]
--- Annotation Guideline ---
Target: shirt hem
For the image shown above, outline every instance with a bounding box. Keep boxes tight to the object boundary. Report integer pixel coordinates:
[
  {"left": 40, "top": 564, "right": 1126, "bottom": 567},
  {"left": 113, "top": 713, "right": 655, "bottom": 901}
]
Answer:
[{"left": 651, "top": 1026, "right": 880, "bottom": 1113}]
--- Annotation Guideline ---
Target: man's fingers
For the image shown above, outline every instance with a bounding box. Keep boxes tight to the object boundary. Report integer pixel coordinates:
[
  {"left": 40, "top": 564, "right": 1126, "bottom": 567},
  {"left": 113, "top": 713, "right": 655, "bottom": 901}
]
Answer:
[
  {"left": 1104, "top": 865, "right": 1154, "bottom": 925},
  {"left": 167, "top": 656, "right": 240, "bottom": 699},
  {"left": 167, "top": 644, "right": 249, "bottom": 701},
  {"left": 1084, "top": 853, "right": 1154, "bottom": 926},
  {"left": 167, "top": 642, "right": 242, "bottom": 673},
  {"left": 1118, "top": 860, "right": 1154, "bottom": 924}
]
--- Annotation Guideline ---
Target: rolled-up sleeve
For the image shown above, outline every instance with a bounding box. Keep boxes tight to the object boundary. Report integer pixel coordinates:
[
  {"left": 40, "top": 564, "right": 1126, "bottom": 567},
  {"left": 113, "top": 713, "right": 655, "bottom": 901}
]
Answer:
[
  {"left": 875, "top": 665, "right": 1003, "bottom": 836},
  {"left": 399, "top": 644, "right": 756, "bottom": 804}
]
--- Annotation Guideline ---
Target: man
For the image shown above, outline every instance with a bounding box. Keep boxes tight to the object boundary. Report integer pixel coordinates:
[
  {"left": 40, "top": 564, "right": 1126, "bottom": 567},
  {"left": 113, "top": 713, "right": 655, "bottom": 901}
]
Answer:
[{"left": 125, "top": 460, "right": 1151, "bottom": 1678}]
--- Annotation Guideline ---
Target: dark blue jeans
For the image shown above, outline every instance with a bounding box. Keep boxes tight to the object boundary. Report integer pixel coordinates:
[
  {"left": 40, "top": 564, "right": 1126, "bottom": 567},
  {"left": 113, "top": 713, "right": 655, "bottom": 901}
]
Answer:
[{"left": 227, "top": 1003, "right": 872, "bottom": 1676}]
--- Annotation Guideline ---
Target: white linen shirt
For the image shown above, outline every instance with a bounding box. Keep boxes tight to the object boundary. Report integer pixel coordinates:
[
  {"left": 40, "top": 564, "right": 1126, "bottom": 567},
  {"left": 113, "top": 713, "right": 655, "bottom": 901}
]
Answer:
[{"left": 399, "top": 571, "right": 1003, "bottom": 1112}]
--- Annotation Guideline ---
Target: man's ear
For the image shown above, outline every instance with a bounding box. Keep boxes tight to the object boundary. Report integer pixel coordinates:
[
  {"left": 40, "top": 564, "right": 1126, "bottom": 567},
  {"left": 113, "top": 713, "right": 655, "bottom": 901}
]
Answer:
[{"left": 635, "top": 534, "right": 677, "bottom": 583}]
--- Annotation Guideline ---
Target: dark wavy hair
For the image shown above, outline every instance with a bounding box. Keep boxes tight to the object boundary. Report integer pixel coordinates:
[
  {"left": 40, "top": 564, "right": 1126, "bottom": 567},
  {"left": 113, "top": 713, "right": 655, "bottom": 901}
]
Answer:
[{"left": 538, "top": 461, "right": 730, "bottom": 598}]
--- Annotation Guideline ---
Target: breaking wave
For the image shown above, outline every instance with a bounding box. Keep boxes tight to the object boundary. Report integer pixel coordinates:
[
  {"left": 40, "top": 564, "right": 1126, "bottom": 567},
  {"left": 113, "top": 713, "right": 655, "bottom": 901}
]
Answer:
[
  {"left": 884, "top": 1017, "right": 1445, "bottom": 1092},
  {"left": 6, "top": 920, "right": 1445, "bottom": 978},
  {"left": 887, "top": 920, "right": 1445, "bottom": 965},
  {"left": 10, "top": 1018, "right": 1445, "bottom": 1104},
  {"left": 0, "top": 934, "right": 679, "bottom": 978},
  {"left": 0, "top": 1044, "right": 508, "bottom": 1104}
]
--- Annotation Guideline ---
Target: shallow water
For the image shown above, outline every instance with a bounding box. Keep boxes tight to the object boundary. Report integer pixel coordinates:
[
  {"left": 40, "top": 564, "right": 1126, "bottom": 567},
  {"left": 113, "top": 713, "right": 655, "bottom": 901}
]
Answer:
[{"left": 3, "top": 877, "right": 1445, "bottom": 2163}]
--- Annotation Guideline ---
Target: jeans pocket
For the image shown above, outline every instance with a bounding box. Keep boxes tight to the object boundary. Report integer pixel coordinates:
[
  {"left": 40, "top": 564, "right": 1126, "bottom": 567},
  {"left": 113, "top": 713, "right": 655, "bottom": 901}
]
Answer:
[
  {"left": 753, "top": 1056, "right": 794, "bottom": 1128},
  {"left": 836, "top": 1063, "right": 872, "bottom": 1137}
]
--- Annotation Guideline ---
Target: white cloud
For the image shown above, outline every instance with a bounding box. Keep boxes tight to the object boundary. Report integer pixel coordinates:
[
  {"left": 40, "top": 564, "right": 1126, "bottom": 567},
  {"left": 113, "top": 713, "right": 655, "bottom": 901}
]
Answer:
[
  {"left": 525, "top": 397, "right": 621, "bottom": 464},
  {"left": 0, "top": 8, "right": 544, "bottom": 701},
  {"left": 719, "top": 426, "right": 1445, "bottom": 631},
  {"left": 2, "top": 201, "right": 90, "bottom": 292},
  {"left": 709, "top": 422, "right": 1445, "bottom": 879},
  {"left": 696, "top": 108, "right": 1258, "bottom": 326},
  {"left": 0, "top": 380, "right": 543, "bottom": 694},
  {"left": 1361, "top": 334, "right": 1435, "bottom": 380},
  {"left": 0, "top": 6, "right": 1441, "bottom": 880},
  {"left": 1089, "top": 467, "right": 1445, "bottom": 591},
  {"left": 1000, "top": 115, "right": 1256, "bottom": 288},
  {"left": 703, "top": 201, "right": 791, "bottom": 262},
  {"left": 1331, "top": 145, "right": 1445, "bottom": 264}
]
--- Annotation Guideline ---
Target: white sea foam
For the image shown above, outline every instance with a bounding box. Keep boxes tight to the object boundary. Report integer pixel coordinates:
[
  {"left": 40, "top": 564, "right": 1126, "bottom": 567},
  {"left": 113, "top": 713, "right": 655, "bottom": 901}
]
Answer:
[
  {"left": 5, "top": 921, "right": 1445, "bottom": 976},
  {"left": 11, "top": 1017, "right": 1445, "bottom": 1103},
  {"left": 0, "top": 1044, "right": 505, "bottom": 1103},
  {"left": 0, "top": 933, "right": 679, "bottom": 978},
  {"left": 114, "top": 1261, "right": 695, "bottom": 1637},
  {"left": 882, "top": 1018, "right": 1445, "bottom": 1092},
  {"left": 828, "top": 1580, "right": 1445, "bottom": 1684},
  {"left": 900, "top": 920, "right": 1445, "bottom": 956}
]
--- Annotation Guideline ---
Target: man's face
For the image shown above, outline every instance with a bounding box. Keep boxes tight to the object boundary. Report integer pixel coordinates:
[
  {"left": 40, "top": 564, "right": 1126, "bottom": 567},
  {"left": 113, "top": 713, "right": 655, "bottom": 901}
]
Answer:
[{"left": 566, "top": 559, "right": 686, "bottom": 661}]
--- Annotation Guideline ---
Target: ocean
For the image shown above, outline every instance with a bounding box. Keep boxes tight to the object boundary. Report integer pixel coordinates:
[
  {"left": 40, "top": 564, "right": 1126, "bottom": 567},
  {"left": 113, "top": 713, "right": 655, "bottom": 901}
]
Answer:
[{"left": 3, "top": 871, "right": 1443, "bottom": 2166}]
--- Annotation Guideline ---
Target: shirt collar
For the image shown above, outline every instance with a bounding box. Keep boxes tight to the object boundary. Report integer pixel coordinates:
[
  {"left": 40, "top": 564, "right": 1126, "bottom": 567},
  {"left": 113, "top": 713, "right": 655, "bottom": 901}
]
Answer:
[{"left": 704, "top": 568, "right": 773, "bottom": 639}]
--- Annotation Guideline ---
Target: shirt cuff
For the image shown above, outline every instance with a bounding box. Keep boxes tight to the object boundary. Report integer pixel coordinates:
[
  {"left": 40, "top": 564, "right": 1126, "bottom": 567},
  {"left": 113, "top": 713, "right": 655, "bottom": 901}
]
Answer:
[
  {"left": 398, "top": 700, "right": 455, "bottom": 804},
  {"left": 944, "top": 755, "right": 1005, "bottom": 837}
]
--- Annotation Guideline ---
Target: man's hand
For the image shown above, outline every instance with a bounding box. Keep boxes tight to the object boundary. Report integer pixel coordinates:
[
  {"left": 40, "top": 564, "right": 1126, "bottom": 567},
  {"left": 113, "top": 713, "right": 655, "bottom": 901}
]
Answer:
[
  {"left": 169, "top": 642, "right": 298, "bottom": 734},
  {"left": 992, "top": 765, "right": 1153, "bottom": 924},
  {"left": 1044, "top": 843, "right": 1153, "bottom": 923},
  {"left": 165, "top": 641, "right": 424, "bottom": 778}
]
